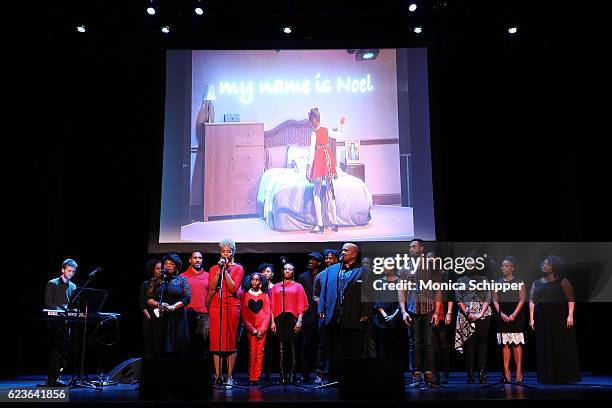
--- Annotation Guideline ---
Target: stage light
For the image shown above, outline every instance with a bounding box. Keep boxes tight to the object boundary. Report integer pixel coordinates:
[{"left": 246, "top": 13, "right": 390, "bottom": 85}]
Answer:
[
  {"left": 161, "top": 25, "right": 170, "bottom": 34},
  {"left": 508, "top": 26, "right": 518, "bottom": 34},
  {"left": 146, "top": 0, "right": 156, "bottom": 15},
  {"left": 409, "top": 3, "right": 418, "bottom": 12},
  {"left": 76, "top": 25, "right": 86, "bottom": 33},
  {"left": 414, "top": 26, "right": 422, "bottom": 34},
  {"left": 283, "top": 26, "right": 292, "bottom": 34},
  {"left": 195, "top": 0, "right": 204, "bottom": 15},
  {"left": 355, "top": 49, "right": 380, "bottom": 61}
]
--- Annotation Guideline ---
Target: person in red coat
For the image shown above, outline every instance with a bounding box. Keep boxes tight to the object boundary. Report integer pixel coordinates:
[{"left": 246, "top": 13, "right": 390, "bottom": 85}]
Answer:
[
  {"left": 306, "top": 107, "right": 346, "bottom": 233},
  {"left": 270, "top": 262, "right": 309, "bottom": 384},
  {"left": 206, "top": 239, "right": 244, "bottom": 388},
  {"left": 241, "top": 272, "right": 271, "bottom": 385}
]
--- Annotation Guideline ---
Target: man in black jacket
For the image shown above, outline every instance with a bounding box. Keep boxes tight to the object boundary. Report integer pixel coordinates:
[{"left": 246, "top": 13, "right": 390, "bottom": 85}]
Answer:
[{"left": 297, "top": 251, "right": 324, "bottom": 383}]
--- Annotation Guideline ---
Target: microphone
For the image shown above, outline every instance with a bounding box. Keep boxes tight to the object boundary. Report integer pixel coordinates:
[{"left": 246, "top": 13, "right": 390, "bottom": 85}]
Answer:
[
  {"left": 219, "top": 257, "right": 228, "bottom": 267},
  {"left": 89, "top": 267, "right": 102, "bottom": 278}
]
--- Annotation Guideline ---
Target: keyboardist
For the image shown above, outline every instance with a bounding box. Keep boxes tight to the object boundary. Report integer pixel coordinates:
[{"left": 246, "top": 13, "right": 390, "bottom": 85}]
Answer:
[{"left": 43, "top": 258, "right": 78, "bottom": 387}]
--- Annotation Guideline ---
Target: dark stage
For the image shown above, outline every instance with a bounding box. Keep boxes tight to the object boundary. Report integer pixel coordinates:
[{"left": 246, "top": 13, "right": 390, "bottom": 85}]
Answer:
[
  {"left": 2, "top": 372, "right": 611, "bottom": 405},
  {"left": 8, "top": 1, "right": 609, "bottom": 406}
]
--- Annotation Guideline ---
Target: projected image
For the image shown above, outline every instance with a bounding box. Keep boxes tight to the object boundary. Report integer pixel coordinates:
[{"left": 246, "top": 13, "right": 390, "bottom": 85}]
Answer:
[{"left": 159, "top": 49, "right": 434, "bottom": 244}]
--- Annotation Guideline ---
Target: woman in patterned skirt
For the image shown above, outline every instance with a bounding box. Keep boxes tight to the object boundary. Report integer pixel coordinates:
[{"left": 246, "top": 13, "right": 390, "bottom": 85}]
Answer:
[{"left": 492, "top": 256, "right": 526, "bottom": 383}]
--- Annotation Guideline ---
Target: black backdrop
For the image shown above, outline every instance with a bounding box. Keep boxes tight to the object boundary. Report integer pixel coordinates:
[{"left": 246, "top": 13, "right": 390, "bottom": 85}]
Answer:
[{"left": 7, "top": 1, "right": 608, "bottom": 378}]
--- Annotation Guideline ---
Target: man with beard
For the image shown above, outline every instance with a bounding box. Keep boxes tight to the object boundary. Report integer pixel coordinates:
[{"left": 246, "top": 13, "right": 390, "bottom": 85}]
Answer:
[
  {"left": 297, "top": 251, "right": 325, "bottom": 383},
  {"left": 181, "top": 251, "right": 210, "bottom": 358}
]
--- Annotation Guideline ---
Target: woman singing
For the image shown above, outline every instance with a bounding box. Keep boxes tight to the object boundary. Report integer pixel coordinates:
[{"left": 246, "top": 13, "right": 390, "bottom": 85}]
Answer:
[
  {"left": 206, "top": 239, "right": 244, "bottom": 388},
  {"left": 307, "top": 107, "right": 346, "bottom": 233}
]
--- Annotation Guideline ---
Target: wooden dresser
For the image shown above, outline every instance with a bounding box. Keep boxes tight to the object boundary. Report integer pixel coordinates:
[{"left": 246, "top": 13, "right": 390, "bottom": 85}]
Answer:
[{"left": 203, "top": 122, "right": 264, "bottom": 221}]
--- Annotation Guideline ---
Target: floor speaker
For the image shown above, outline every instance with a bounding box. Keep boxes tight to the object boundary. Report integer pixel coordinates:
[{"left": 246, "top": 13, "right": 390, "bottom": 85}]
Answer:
[
  {"left": 106, "top": 357, "right": 141, "bottom": 384},
  {"left": 339, "top": 357, "right": 404, "bottom": 399},
  {"left": 140, "top": 357, "right": 212, "bottom": 401}
]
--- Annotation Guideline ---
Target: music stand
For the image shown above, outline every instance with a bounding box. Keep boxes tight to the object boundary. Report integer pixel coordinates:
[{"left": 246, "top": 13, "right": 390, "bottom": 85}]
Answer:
[{"left": 68, "top": 287, "right": 108, "bottom": 390}]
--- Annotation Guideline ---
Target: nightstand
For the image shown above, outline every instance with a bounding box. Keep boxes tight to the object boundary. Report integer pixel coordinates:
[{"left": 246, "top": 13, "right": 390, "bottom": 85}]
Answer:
[{"left": 340, "top": 162, "right": 365, "bottom": 182}]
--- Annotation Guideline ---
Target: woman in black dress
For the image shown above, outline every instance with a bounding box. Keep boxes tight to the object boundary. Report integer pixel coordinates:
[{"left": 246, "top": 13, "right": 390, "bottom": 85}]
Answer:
[
  {"left": 492, "top": 256, "right": 526, "bottom": 383},
  {"left": 529, "top": 255, "right": 580, "bottom": 384},
  {"left": 373, "top": 265, "right": 404, "bottom": 358},
  {"left": 146, "top": 253, "right": 191, "bottom": 356},
  {"left": 139, "top": 259, "right": 161, "bottom": 358}
]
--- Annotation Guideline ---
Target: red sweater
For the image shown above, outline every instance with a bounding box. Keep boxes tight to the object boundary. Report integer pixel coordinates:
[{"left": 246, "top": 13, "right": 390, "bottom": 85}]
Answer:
[
  {"left": 180, "top": 267, "right": 209, "bottom": 314},
  {"left": 241, "top": 290, "right": 271, "bottom": 334},
  {"left": 270, "top": 280, "right": 309, "bottom": 318}
]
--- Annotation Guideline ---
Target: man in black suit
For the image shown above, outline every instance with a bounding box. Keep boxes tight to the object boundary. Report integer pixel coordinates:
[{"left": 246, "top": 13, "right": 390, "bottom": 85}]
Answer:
[{"left": 297, "top": 251, "right": 324, "bottom": 383}]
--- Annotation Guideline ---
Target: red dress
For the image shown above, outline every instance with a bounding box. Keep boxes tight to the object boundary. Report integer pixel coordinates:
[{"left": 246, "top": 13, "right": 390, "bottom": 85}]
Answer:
[
  {"left": 310, "top": 127, "right": 337, "bottom": 181},
  {"left": 208, "top": 263, "right": 244, "bottom": 353}
]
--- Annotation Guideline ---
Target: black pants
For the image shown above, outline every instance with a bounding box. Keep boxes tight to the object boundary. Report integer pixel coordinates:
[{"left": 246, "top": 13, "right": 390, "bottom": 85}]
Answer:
[
  {"left": 432, "top": 322, "right": 451, "bottom": 374},
  {"left": 464, "top": 317, "right": 491, "bottom": 372},
  {"left": 375, "top": 326, "right": 404, "bottom": 358},
  {"left": 411, "top": 312, "right": 434, "bottom": 373},
  {"left": 276, "top": 313, "right": 298, "bottom": 376},
  {"left": 47, "top": 323, "right": 73, "bottom": 383},
  {"left": 298, "top": 323, "right": 317, "bottom": 378},
  {"left": 316, "top": 321, "right": 329, "bottom": 376},
  {"left": 327, "top": 323, "right": 364, "bottom": 381}
]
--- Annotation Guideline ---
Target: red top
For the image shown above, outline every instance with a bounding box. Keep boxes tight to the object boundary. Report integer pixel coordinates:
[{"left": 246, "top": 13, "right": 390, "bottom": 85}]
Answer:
[
  {"left": 208, "top": 263, "right": 244, "bottom": 308},
  {"left": 310, "top": 127, "right": 337, "bottom": 180},
  {"left": 270, "top": 280, "right": 309, "bottom": 318},
  {"left": 180, "top": 266, "right": 209, "bottom": 314},
  {"left": 241, "top": 290, "right": 271, "bottom": 334}
]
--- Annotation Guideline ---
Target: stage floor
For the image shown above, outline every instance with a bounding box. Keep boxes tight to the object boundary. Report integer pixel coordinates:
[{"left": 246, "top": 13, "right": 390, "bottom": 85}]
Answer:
[{"left": 1, "top": 372, "right": 611, "bottom": 405}]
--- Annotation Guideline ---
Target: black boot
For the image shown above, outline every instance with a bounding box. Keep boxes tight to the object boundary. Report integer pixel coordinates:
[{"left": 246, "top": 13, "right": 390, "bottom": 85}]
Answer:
[
  {"left": 467, "top": 370, "right": 475, "bottom": 384},
  {"left": 478, "top": 368, "right": 487, "bottom": 384}
]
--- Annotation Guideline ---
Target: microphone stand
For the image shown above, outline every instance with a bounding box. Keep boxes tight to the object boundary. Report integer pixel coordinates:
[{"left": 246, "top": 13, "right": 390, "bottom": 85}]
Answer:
[
  {"left": 68, "top": 271, "right": 102, "bottom": 390},
  {"left": 215, "top": 260, "right": 247, "bottom": 390},
  {"left": 259, "top": 260, "right": 308, "bottom": 390},
  {"left": 313, "top": 260, "right": 343, "bottom": 390}
]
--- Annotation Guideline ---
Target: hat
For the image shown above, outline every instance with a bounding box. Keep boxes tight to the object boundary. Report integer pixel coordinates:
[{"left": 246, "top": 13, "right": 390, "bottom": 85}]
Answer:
[
  {"left": 322, "top": 249, "right": 340, "bottom": 259},
  {"left": 307, "top": 251, "right": 324, "bottom": 262}
]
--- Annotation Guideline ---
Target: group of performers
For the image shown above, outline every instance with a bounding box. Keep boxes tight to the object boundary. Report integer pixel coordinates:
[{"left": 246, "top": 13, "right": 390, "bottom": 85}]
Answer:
[{"left": 46, "top": 239, "right": 581, "bottom": 388}]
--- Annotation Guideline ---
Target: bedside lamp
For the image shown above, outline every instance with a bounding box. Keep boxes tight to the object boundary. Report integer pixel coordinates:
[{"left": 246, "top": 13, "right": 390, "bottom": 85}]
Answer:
[{"left": 202, "top": 84, "right": 216, "bottom": 123}]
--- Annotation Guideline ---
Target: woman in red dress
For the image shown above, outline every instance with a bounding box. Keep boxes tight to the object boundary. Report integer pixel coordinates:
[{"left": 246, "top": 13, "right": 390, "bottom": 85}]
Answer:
[
  {"left": 206, "top": 239, "right": 244, "bottom": 388},
  {"left": 307, "top": 107, "right": 346, "bottom": 233},
  {"left": 270, "top": 262, "right": 309, "bottom": 383},
  {"left": 240, "top": 272, "right": 271, "bottom": 385}
]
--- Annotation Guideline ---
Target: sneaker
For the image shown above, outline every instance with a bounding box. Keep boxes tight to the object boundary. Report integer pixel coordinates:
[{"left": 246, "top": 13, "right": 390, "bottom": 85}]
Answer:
[
  {"left": 225, "top": 377, "right": 234, "bottom": 389},
  {"left": 314, "top": 376, "right": 324, "bottom": 385}
]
